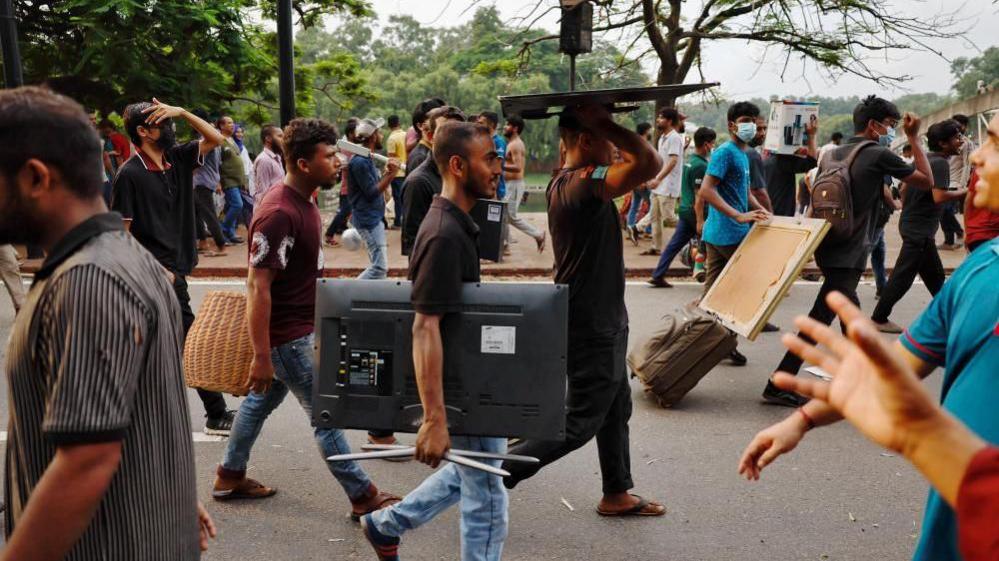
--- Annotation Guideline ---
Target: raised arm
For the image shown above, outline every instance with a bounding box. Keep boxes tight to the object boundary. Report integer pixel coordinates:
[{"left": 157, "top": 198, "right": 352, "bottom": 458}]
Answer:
[
  {"left": 899, "top": 113, "right": 935, "bottom": 190},
  {"left": 573, "top": 104, "right": 661, "bottom": 200}
]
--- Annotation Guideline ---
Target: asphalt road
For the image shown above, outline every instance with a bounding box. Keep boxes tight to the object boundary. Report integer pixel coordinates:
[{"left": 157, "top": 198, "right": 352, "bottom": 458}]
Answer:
[{"left": 0, "top": 278, "right": 942, "bottom": 561}]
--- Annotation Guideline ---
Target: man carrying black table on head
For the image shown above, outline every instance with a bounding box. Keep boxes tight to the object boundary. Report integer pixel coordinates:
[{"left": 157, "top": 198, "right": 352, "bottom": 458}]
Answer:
[{"left": 503, "top": 104, "right": 667, "bottom": 518}]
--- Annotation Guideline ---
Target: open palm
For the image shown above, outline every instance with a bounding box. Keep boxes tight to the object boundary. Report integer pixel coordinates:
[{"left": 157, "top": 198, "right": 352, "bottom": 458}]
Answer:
[{"left": 774, "top": 292, "right": 941, "bottom": 456}]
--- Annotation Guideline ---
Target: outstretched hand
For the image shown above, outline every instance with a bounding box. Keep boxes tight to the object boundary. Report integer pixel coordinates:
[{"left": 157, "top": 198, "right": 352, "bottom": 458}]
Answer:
[{"left": 771, "top": 292, "right": 941, "bottom": 456}]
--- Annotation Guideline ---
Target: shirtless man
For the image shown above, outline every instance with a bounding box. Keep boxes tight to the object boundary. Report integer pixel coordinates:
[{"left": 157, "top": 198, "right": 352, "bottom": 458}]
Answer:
[{"left": 503, "top": 116, "right": 546, "bottom": 252}]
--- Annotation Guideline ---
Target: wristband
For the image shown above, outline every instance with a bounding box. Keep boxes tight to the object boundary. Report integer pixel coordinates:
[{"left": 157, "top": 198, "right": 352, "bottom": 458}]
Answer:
[{"left": 797, "top": 407, "right": 816, "bottom": 431}]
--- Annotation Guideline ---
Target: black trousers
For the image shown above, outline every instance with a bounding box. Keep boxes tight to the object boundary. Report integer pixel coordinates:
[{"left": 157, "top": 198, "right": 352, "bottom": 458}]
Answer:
[
  {"left": 505, "top": 329, "right": 634, "bottom": 495},
  {"left": 325, "top": 194, "right": 352, "bottom": 238},
  {"left": 939, "top": 201, "right": 964, "bottom": 245},
  {"left": 194, "top": 186, "right": 227, "bottom": 249},
  {"left": 173, "top": 273, "right": 228, "bottom": 419},
  {"left": 872, "top": 236, "right": 945, "bottom": 323},
  {"left": 776, "top": 267, "right": 863, "bottom": 375}
]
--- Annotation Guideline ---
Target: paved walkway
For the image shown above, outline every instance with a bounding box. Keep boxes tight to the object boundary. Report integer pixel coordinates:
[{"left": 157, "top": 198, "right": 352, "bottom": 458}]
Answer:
[{"left": 17, "top": 212, "right": 970, "bottom": 279}]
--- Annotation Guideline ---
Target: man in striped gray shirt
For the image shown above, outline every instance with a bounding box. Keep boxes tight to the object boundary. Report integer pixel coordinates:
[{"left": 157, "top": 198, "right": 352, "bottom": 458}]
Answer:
[{"left": 0, "top": 87, "right": 215, "bottom": 559}]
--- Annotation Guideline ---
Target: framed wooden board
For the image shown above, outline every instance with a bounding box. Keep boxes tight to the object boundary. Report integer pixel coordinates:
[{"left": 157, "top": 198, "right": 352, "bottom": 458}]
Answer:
[{"left": 698, "top": 216, "right": 830, "bottom": 341}]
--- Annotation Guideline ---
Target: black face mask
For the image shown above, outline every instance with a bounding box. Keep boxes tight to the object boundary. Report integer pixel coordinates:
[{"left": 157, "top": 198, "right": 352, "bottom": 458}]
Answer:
[{"left": 155, "top": 121, "right": 176, "bottom": 151}]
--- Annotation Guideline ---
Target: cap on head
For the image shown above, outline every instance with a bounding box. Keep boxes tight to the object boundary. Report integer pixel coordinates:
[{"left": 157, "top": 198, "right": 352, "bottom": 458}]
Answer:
[{"left": 355, "top": 117, "right": 385, "bottom": 141}]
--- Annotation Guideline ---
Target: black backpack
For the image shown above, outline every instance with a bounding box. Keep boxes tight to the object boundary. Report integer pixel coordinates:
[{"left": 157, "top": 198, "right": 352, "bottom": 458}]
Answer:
[{"left": 808, "top": 140, "right": 877, "bottom": 241}]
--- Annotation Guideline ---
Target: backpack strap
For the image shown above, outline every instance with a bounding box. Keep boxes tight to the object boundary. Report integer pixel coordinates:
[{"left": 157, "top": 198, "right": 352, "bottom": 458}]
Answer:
[{"left": 841, "top": 139, "right": 878, "bottom": 170}]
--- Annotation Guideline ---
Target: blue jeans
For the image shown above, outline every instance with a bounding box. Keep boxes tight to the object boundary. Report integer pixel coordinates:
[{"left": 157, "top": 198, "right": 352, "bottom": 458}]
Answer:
[
  {"left": 652, "top": 216, "right": 697, "bottom": 279},
  {"left": 220, "top": 333, "right": 372, "bottom": 501},
  {"left": 391, "top": 177, "right": 405, "bottom": 227},
  {"left": 221, "top": 186, "right": 244, "bottom": 240},
  {"left": 355, "top": 220, "right": 388, "bottom": 279},
  {"left": 870, "top": 227, "right": 887, "bottom": 292},
  {"left": 370, "top": 436, "right": 508, "bottom": 561},
  {"left": 627, "top": 189, "right": 650, "bottom": 227}
]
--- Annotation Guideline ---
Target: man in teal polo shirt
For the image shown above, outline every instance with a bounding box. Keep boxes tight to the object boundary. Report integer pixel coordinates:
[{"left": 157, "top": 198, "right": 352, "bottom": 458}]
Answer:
[
  {"left": 737, "top": 111, "right": 999, "bottom": 561},
  {"left": 648, "top": 126, "right": 716, "bottom": 287}
]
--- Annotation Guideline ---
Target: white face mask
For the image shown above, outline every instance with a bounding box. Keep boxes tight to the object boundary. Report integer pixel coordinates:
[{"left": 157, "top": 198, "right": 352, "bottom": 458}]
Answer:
[{"left": 736, "top": 122, "right": 757, "bottom": 143}]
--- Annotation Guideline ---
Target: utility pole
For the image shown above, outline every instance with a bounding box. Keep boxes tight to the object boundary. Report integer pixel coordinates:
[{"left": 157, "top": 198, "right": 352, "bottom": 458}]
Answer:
[
  {"left": 277, "top": 0, "right": 295, "bottom": 126},
  {"left": 0, "top": 0, "right": 23, "bottom": 88}
]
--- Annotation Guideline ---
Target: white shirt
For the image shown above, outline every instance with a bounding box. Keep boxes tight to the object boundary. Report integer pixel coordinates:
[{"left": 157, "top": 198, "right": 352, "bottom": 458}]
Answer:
[
  {"left": 653, "top": 129, "right": 685, "bottom": 197},
  {"left": 817, "top": 142, "right": 839, "bottom": 168},
  {"left": 239, "top": 145, "right": 255, "bottom": 197}
]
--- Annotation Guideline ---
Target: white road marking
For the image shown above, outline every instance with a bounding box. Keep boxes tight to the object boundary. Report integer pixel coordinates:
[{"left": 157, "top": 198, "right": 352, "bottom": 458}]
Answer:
[
  {"left": 184, "top": 279, "right": 925, "bottom": 288},
  {"left": 0, "top": 431, "right": 224, "bottom": 443}
]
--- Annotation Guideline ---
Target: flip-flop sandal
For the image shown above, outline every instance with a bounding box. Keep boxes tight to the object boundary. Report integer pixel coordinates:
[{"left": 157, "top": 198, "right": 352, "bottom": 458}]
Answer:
[
  {"left": 212, "top": 478, "right": 277, "bottom": 501},
  {"left": 351, "top": 491, "right": 403, "bottom": 522},
  {"left": 201, "top": 250, "right": 226, "bottom": 258},
  {"left": 596, "top": 494, "right": 666, "bottom": 517}
]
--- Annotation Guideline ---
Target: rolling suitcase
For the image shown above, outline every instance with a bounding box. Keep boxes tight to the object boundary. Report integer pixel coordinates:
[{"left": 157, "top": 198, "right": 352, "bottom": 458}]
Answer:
[{"left": 627, "top": 305, "right": 737, "bottom": 408}]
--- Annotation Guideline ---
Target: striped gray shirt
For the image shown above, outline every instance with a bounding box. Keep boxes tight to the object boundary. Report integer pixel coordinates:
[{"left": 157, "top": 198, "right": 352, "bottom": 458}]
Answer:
[{"left": 4, "top": 213, "right": 199, "bottom": 560}]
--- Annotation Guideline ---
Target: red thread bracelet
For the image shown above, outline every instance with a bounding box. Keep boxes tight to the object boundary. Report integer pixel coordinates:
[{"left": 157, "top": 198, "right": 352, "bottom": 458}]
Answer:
[{"left": 797, "top": 407, "right": 816, "bottom": 430}]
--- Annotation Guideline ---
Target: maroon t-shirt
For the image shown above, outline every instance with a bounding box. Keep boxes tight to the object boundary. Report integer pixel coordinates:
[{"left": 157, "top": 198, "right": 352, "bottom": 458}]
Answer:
[{"left": 248, "top": 184, "right": 323, "bottom": 347}]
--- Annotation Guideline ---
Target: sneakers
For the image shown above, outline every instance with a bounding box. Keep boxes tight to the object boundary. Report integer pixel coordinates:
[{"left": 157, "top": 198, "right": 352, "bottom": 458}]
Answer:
[
  {"left": 361, "top": 514, "right": 401, "bottom": 561},
  {"left": 762, "top": 380, "right": 809, "bottom": 408},
  {"left": 647, "top": 277, "right": 673, "bottom": 288},
  {"left": 694, "top": 270, "right": 706, "bottom": 283},
  {"left": 728, "top": 349, "right": 747, "bottom": 366},
  {"left": 873, "top": 319, "right": 904, "bottom": 334},
  {"left": 204, "top": 410, "right": 236, "bottom": 436},
  {"left": 761, "top": 322, "right": 780, "bottom": 333}
]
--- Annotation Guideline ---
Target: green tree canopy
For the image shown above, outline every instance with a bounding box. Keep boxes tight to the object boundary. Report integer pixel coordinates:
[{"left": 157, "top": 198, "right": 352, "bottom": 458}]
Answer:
[{"left": 951, "top": 47, "right": 999, "bottom": 99}]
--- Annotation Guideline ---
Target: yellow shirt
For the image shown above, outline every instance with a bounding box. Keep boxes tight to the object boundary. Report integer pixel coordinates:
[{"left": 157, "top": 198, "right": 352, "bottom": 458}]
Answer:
[{"left": 386, "top": 129, "right": 407, "bottom": 178}]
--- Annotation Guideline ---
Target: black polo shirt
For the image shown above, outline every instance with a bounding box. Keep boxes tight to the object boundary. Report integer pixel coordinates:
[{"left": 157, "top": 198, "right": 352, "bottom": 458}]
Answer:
[
  {"left": 112, "top": 141, "right": 203, "bottom": 275},
  {"left": 408, "top": 196, "right": 480, "bottom": 314},
  {"left": 401, "top": 157, "right": 443, "bottom": 256}
]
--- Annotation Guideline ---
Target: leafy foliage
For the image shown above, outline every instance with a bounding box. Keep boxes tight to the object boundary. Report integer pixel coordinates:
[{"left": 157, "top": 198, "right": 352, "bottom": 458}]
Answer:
[{"left": 951, "top": 47, "right": 999, "bottom": 98}]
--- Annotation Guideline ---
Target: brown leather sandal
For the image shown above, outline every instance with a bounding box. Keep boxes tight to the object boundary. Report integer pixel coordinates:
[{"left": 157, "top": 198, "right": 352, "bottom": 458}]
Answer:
[
  {"left": 596, "top": 494, "right": 666, "bottom": 517},
  {"left": 350, "top": 490, "right": 402, "bottom": 521},
  {"left": 212, "top": 477, "right": 277, "bottom": 501}
]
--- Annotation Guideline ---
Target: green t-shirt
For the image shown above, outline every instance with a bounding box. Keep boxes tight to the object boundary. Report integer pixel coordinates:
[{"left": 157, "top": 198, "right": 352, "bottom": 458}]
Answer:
[
  {"left": 219, "top": 137, "right": 247, "bottom": 188},
  {"left": 678, "top": 152, "right": 708, "bottom": 221}
]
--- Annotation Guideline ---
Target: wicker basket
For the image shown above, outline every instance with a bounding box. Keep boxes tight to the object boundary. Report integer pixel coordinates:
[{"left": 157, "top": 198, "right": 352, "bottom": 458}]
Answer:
[{"left": 183, "top": 291, "right": 252, "bottom": 396}]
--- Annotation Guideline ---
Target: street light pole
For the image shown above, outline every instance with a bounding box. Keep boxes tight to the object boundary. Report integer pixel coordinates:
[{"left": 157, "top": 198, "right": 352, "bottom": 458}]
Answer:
[
  {"left": 277, "top": 0, "right": 295, "bottom": 126},
  {"left": 0, "top": 0, "right": 24, "bottom": 88}
]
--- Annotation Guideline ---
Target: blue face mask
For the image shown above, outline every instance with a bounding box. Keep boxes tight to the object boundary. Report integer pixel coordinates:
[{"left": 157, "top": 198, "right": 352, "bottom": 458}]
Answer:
[
  {"left": 877, "top": 123, "right": 897, "bottom": 147},
  {"left": 736, "top": 122, "right": 757, "bottom": 143}
]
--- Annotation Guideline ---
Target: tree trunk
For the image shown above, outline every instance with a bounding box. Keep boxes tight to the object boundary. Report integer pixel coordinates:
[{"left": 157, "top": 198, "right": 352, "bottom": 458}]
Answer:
[{"left": 655, "top": 60, "right": 680, "bottom": 114}]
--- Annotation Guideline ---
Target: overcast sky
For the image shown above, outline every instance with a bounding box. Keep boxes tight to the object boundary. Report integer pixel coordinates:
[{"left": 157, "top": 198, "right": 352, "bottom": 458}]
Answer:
[{"left": 364, "top": 0, "right": 997, "bottom": 99}]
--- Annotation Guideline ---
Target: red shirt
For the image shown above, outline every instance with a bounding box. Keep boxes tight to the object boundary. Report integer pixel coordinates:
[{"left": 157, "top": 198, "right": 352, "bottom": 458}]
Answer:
[
  {"left": 965, "top": 168, "right": 999, "bottom": 248},
  {"left": 109, "top": 132, "right": 131, "bottom": 161},
  {"left": 958, "top": 446, "right": 999, "bottom": 561},
  {"left": 248, "top": 184, "right": 323, "bottom": 347}
]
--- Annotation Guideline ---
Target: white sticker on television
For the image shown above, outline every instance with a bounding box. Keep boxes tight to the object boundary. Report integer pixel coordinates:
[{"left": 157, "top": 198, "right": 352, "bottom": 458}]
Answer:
[{"left": 481, "top": 325, "right": 516, "bottom": 354}]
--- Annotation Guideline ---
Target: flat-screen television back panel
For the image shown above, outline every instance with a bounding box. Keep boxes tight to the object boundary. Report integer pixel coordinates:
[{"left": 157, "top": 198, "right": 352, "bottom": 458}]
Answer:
[{"left": 312, "top": 280, "right": 569, "bottom": 440}]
